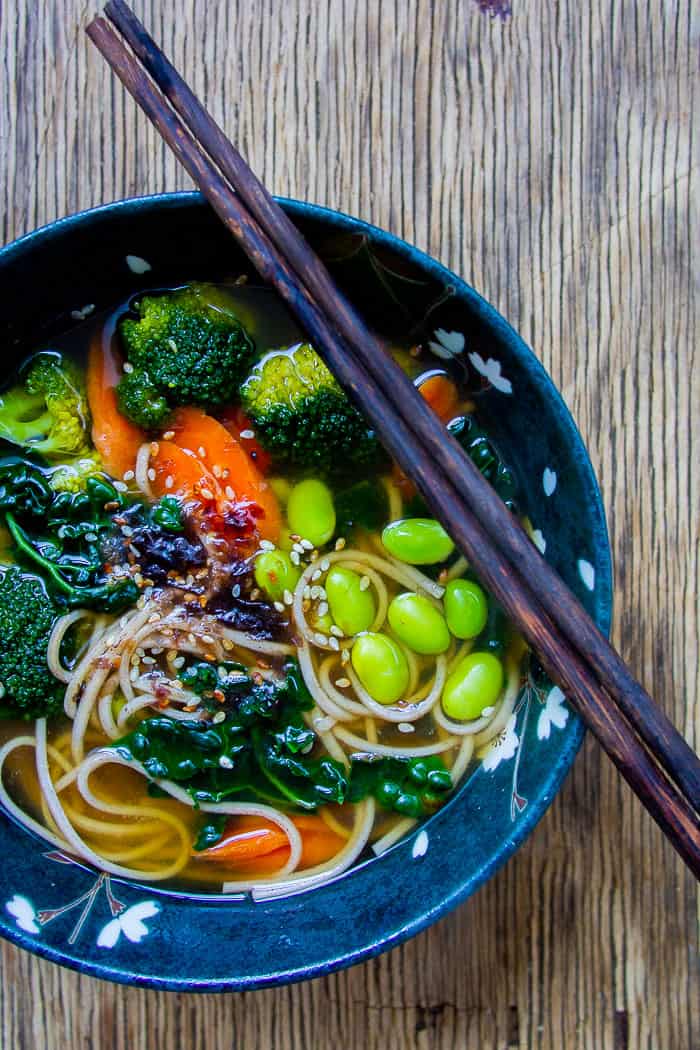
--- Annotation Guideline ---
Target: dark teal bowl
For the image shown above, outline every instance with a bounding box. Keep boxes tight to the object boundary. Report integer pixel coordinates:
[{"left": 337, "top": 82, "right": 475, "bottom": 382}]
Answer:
[{"left": 0, "top": 194, "right": 612, "bottom": 990}]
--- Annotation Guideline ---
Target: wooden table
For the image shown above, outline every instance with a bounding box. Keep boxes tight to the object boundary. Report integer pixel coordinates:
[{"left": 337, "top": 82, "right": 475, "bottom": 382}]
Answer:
[{"left": 0, "top": 2, "right": 697, "bottom": 1047}]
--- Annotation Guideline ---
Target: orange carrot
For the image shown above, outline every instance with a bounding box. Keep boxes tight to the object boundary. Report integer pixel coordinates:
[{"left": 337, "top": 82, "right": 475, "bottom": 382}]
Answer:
[
  {"left": 218, "top": 405, "right": 271, "bottom": 475},
  {"left": 417, "top": 372, "right": 459, "bottom": 423},
  {"left": 150, "top": 440, "right": 220, "bottom": 502},
  {"left": 195, "top": 813, "right": 345, "bottom": 872},
  {"left": 171, "top": 407, "right": 280, "bottom": 542},
  {"left": 86, "top": 332, "right": 146, "bottom": 478},
  {"left": 195, "top": 815, "right": 290, "bottom": 864}
]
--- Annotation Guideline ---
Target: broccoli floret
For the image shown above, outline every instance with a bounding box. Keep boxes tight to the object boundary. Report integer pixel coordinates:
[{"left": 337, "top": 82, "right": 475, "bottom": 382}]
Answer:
[
  {"left": 0, "top": 352, "right": 91, "bottom": 462},
  {"left": 0, "top": 566, "right": 64, "bottom": 718},
  {"left": 240, "top": 343, "right": 387, "bottom": 477},
  {"left": 116, "top": 369, "right": 170, "bottom": 430},
  {"left": 117, "top": 285, "right": 255, "bottom": 426},
  {"left": 48, "top": 454, "right": 104, "bottom": 494}
]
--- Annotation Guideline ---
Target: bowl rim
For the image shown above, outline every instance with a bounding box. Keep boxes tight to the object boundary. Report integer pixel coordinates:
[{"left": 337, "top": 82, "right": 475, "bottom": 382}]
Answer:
[{"left": 0, "top": 191, "right": 612, "bottom": 990}]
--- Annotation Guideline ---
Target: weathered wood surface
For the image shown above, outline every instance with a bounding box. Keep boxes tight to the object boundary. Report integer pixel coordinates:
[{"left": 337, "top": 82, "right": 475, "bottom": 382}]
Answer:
[{"left": 0, "top": 2, "right": 697, "bottom": 1047}]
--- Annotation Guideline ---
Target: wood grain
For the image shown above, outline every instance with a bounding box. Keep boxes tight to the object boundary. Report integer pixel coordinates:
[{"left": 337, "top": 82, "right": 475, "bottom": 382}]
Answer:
[{"left": 0, "top": 1, "right": 697, "bottom": 1047}]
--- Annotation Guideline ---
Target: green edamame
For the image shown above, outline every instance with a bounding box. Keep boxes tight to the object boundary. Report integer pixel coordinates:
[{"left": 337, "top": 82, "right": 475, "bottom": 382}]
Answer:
[
  {"left": 351, "top": 633, "right": 409, "bottom": 705},
  {"left": 441, "top": 651, "right": 504, "bottom": 721},
  {"left": 387, "top": 592, "right": 450, "bottom": 654},
  {"left": 444, "top": 579, "right": 489, "bottom": 639},
  {"left": 287, "top": 479, "right": 336, "bottom": 547},
  {"left": 325, "top": 565, "right": 376, "bottom": 635},
  {"left": 254, "top": 549, "right": 300, "bottom": 602},
  {"left": 381, "top": 518, "right": 454, "bottom": 565}
]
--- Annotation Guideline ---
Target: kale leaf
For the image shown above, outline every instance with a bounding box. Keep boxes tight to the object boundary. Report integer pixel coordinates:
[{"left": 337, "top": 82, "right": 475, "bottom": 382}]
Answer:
[{"left": 348, "top": 755, "right": 452, "bottom": 817}]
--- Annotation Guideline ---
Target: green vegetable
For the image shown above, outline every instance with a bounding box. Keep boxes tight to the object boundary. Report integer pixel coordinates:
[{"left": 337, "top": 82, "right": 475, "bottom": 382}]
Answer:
[
  {"left": 0, "top": 566, "right": 65, "bottom": 718},
  {"left": 441, "top": 651, "right": 504, "bottom": 721},
  {"left": 114, "top": 661, "right": 348, "bottom": 811},
  {"left": 0, "top": 351, "right": 91, "bottom": 462},
  {"left": 351, "top": 633, "right": 409, "bottom": 705},
  {"left": 325, "top": 565, "right": 375, "bottom": 635},
  {"left": 240, "top": 343, "right": 387, "bottom": 478},
  {"left": 0, "top": 457, "right": 139, "bottom": 613},
  {"left": 381, "top": 518, "right": 454, "bottom": 565},
  {"left": 444, "top": 579, "right": 489, "bottom": 639},
  {"left": 286, "top": 478, "right": 335, "bottom": 547},
  {"left": 447, "top": 415, "right": 517, "bottom": 510},
  {"left": 387, "top": 592, "right": 450, "bottom": 655},
  {"left": 193, "top": 814, "right": 227, "bottom": 852},
  {"left": 48, "top": 454, "right": 105, "bottom": 495},
  {"left": 117, "top": 284, "right": 255, "bottom": 426},
  {"left": 254, "top": 548, "right": 300, "bottom": 602},
  {"left": 334, "top": 479, "right": 388, "bottom": 536},
  {"left": 116, "top": 369, "right": 170, "bottom": 430},
  {"left": 349, "top": 755, "right": 452, "bottom": 817},
  {"left": 151, "top": 495, "right": 185, "bottom": 533}
]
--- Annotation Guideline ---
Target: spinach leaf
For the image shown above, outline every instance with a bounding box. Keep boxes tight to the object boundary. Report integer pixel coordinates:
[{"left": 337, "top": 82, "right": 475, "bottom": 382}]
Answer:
[
  {"left": 193, "top": 814, "right": 227, "bottom": 851},
  {"left": 349, "top": 755, "right": 452, "bottom": 817}
]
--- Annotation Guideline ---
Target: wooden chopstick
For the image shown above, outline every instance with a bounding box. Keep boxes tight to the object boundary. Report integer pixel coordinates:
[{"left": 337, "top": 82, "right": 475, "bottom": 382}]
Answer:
[
  {"left": 86, "top": 8, "right": 700, "bottom": 877},
  {"left": 102, "top": 0, "right": 700, "bottom": 817}
]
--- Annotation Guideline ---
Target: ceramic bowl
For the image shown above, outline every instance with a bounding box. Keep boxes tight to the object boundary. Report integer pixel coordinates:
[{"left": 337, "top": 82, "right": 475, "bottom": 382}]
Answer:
[{"left": 0, "top": 194, "right": 611, "bottom": 990}]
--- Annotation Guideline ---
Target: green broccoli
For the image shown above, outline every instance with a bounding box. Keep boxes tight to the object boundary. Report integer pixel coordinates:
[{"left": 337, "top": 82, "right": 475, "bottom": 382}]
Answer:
[
  {"left": 240, "top": 343, "right": 387, "bottom": 478},
  {"left": 0, "top": 566, "right": 65, "bottom": 718},
  {"left": 117, "top": 284, "right": 255, "bottom": 426},
  {"left": 48, "top": 453, "right": 104, "bottom": 495},
  {"left": 0, "top": 352, "right": 91, "bottom": 462}
]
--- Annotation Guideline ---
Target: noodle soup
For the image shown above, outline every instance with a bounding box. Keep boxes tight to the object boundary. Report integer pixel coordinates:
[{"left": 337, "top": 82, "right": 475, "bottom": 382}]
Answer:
[{"left": 0, "top": 281, "right": 529, "bottom": 895}]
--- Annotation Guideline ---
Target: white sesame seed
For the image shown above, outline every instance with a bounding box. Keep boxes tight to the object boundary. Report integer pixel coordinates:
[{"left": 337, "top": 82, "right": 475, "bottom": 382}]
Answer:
[
  {"left": 299, "top": 538, "right": 314, "bottom": 551},
  {"left": 310, "top": 585, "right": 322, "bottom": 600},
  {"left": 290, "top": 550, "right": 301, "bottom": 565},
  {"left": 283, "top": 589, "right": 294, "bottom": 606},
  {"left": 311, "top": 569, "right": 322, "bottom": 582},
  {"left": 259, "top": 539, "right": 275, "bottom": 551},
  {"left": 481, "top": 705, "right": 496, "bottom": 717},
  {"left": 292, "top": 542, "right": 304, "bottom": 554},
  {"left": 359, "top": 576, "right": 370, "bottom": 591},
  {"left": 335, "top": 537, "right": 346, "bottom": 551},
  {"left": 335, "top": 677, "right": 351, "bottom": 689},
  {"left": 320, "top": 558, "right": 330, "bottom": 572},
  {"left": 398, "top": 722, "right": 415, "bottom": 734},
  {"left": 329, "top": 625, "right": 343, "bottom": 637},
  {"left": 200, "top": 488, "right": 214, "bottom": 500},
  {"left": 212, "top": 711, "right": 226, "bottom": 724},
  {"left": 165, "top": 475, "right": 174, "bottom": 489},
  {"left": 162, "top": 430, "right": 175, "bottom": 440},
  {"left": 314, "top": 632, "right": 328, "bottom": 647},
  {"left": 147, "top": 468, "right": 156, "bottom": 482},
  {"left": 212, "top": 464, "right": 222, "bottom": 477},
  {"left": 122, "top": 469, "right": 135, "bottom": 482},
  {"left": 85, "top": 532, "right": 98, "bottom": 542},
  {"left": 317, "top": 601, "right": 329, "bottom": 618},
  {"left": 197, "top": 446, "right": 206, "bottom": 458},
  {"left": 123, "top": 361, "right": 134, "bottom": 374},
  {"left": 239, "top": 429, "right": 255, "bottom": 440},
  {"left": 121, "top": 525, "right": 134, "bottom": 537},
  {"left": 341, "top": 649, "right": 350, "bottom": 665},
  {"left": 232, "top": 584, "right": 241, "bottom": 598},
  {"left": 201, "top": 634, "right": 215, "bottom": 645},
  {"left": 273, "top": 601, "right": 285, "bottom": 613},
  {"left": 224, "top": 485, "right": 235, "bottom": 499},
  {"left": 172, "top": 656, "right": 185, "bottom": 669},
  {"left": 114, "top": 481, "right": 128, "bottom": 492},
  {"left": 148, "top": 613, "right": 161, "bottom": 624},
  {"left": 328, "top": 636, "right": 340, "bottom": 651},
  {"left": 222, "top": 639, "right": 235, "bottom": 651},
  {"left": 218, "top": 755, "right": 234, "bottom": 769},
  {"left": 142, "top": 656, "right": 156, "bottom": 665}
]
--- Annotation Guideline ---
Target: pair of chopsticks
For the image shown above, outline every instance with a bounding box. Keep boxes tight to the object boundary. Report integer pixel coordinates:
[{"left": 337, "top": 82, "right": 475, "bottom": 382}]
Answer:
[{"left": 87, "top": 1, "right": 700, "bottom": 877}]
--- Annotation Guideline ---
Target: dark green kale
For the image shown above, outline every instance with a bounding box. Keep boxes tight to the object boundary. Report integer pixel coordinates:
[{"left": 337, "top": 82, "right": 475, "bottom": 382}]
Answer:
[
  {"left": 193, "top": 814, "right": 228, "bottom": 852},
  {"left": 447, "top": 414, "right": 517, "bottom": 509},
  {"left": 0, "top": 566, "right": 66, "bottom": 718},
  {"left": 334, "top": 479, "right": 389, "bottom": 536},
  {"left": 348, "top": 755, "right": 452, "bottom": 817}
]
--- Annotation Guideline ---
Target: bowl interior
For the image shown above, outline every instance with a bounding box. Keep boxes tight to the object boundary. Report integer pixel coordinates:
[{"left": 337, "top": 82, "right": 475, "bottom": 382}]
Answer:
[{"left": 0, "top": 194, "right": 611, "bottom": 990}]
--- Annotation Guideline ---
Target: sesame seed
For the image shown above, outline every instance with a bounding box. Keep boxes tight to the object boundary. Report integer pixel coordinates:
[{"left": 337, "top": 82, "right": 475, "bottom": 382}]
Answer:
[
  {"left": 166, "top": 650, "right": 178, "bottom": 662},
  {"left": 283, "top": 589, "right": 294, "bottom": 606},
  {"left": 114, "top": 481, "right": 128, "bottom": 492},
  {"left": 328, "top": 636, "right": 340, "bottom": 651},
  {"left": 320, "top": 558, "right": 330, "bottom": 572},
  {"left": 310, "top": 585, "right": 322, "bottom": 600},
  {"left": 259, "top": 539, "right": 275, "bottom": 551},
  {"left": 130, "top": 653, "right": 140, "bottom": 666},
  {"left": 292, "top": 542, "right": 304, "bottom": 554},
  {"left": 299, "top": 538, "right": 314, "bottom": 551},
  {"left": 335, "top": 537, "right": 346, "bottom": 550},
  {"left": 315, "top": 632, "right": 328, "bottom": 647},
  {"left": 250, "top": 588, "right": 261, "bottom": 600},
  {"left": 133, "top": 573, "right": 144, "bottom": 586},
  {"left": 165, "top": 475, "right": 174, "bottom": 490},
  {"left": 330, "top": 625, "right": 343, "bottom": 637},
  {"left": 398, "top": 722, "right": 415, "bottom": 734},
  {"left": 310, "top": 549, "right": 319, "bottom": 562},
  {"left": 239, "top": 429, "right": 255, "bottom": 439},
  {"left": 222, "top": 639, "right": 234, "bottom": 651},
  {"left": 147, "top": 468, "right": 156, "bottom": 482},
  {"left": 200, "top": 488, "right": 214, "bottom": 500},
  {"left": 359, "top": 576, "right": 370, "bottom": 591},
  {"left": 123, "top": 361, "right": 134, "bottom": 374},
  {"left": 85, "top": 532, "right": 98, "bottom": 542},
  {"left": 341, "top": 649, "right": 350, "bottom": 665},
  {"left": 335, "top": 677, "right": 351, "bottom": 689},
  {"left": 218, "top": 755, "right": 234, "bottom": 769},
  {"left": 121, "top": 525, "right": 134, "bottom": 537},
  {"left": 290, "top": 534, "right": 301, "bottom": 542},
  {"left": 290, "top": 550, "right": 301, "bottom": 565},
  {"left": 273, "top": 601, "right": 285, "bottom": 613},
  {"left": 212, "top": 711, "right": 226, "bottom": 724},
  {"left": 317, "top": 601, "right": 329, "bottom": 617},
  {"left": 172, "top": 656, "right": 185, "bottom": 669},
  {"left": 163, "top": 430, "right": 175, "bottom": 440},
  {"left": 232, "top": 584, "right": 241, "bottom": 598},
  {"left": 150, "top": 442, "right": 160, "bottom": 456},
  {"left": 225, "top": 485, "right": 235, "bottom": 499},
  {"left": 311, "top": 569, "right": 322, "bottom": 582},
  {"left": 197, "top": 446, "right": 207, "bottom": 458},
  {"left": 187, "top": 633, "right": 197, "bottom": 645},
  {"left": 201, "top": 634, "right": 215, "bottom": 645},
  {"left": 123, "top": 469, "right": 135, "bottom": 482},
  {"left": 481, "top": 705, "right": 495, "bottom": 717},
  {"left": 142, "top": 656, "right": 156, "bottom": 665},
  {"left": 212, "top": 464, "right": 222, "bottom": 477}
]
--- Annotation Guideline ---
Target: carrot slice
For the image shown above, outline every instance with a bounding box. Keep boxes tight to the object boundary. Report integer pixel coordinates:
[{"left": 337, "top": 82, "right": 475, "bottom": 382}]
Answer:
[
  {"left": 417, "top": 372, "right": 459, "bottom": 423},
  {"left": 196, "top": 816, "right": 290, "bottom": 864},
  {"left": 149, "top": 440, "right": 219, "bottom": 501},
  {"left": 218, "top": 405, "right": 271, "bottom": 475},
  {"left": 195, "top": 813, "right": 345, "bottom": 872},
  {"left": 86, "top": 331, "right": 146, "bottom": 479},
  {"left": 171, "top": 407, "right": 280, "bottom": 542}
]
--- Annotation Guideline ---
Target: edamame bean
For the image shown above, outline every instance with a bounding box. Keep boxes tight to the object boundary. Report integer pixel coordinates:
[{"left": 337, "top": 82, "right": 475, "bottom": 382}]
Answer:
[
  {"left": 254, "top": 549, "right": 300, "bottom": 602},
  {"left": 351, "top": 633, "right": 409, "bottom": 705},
  {"left": 325, "top": 566, "right": 376, "bottom": 635},
  {"left": 287, "top": 479, "right": 336, "bottom": 547},
  {"left": 381, "top": 518, "right": 454, "bottom": 565},
  {"left": 444, "top": 579, "right": 489, "bottom": 639},
  {"left": 387, "top": 592, "right": 450, "bottom": 654},
  {"left": 441, "top": 651, "right": 503, "bottom": 721}
]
